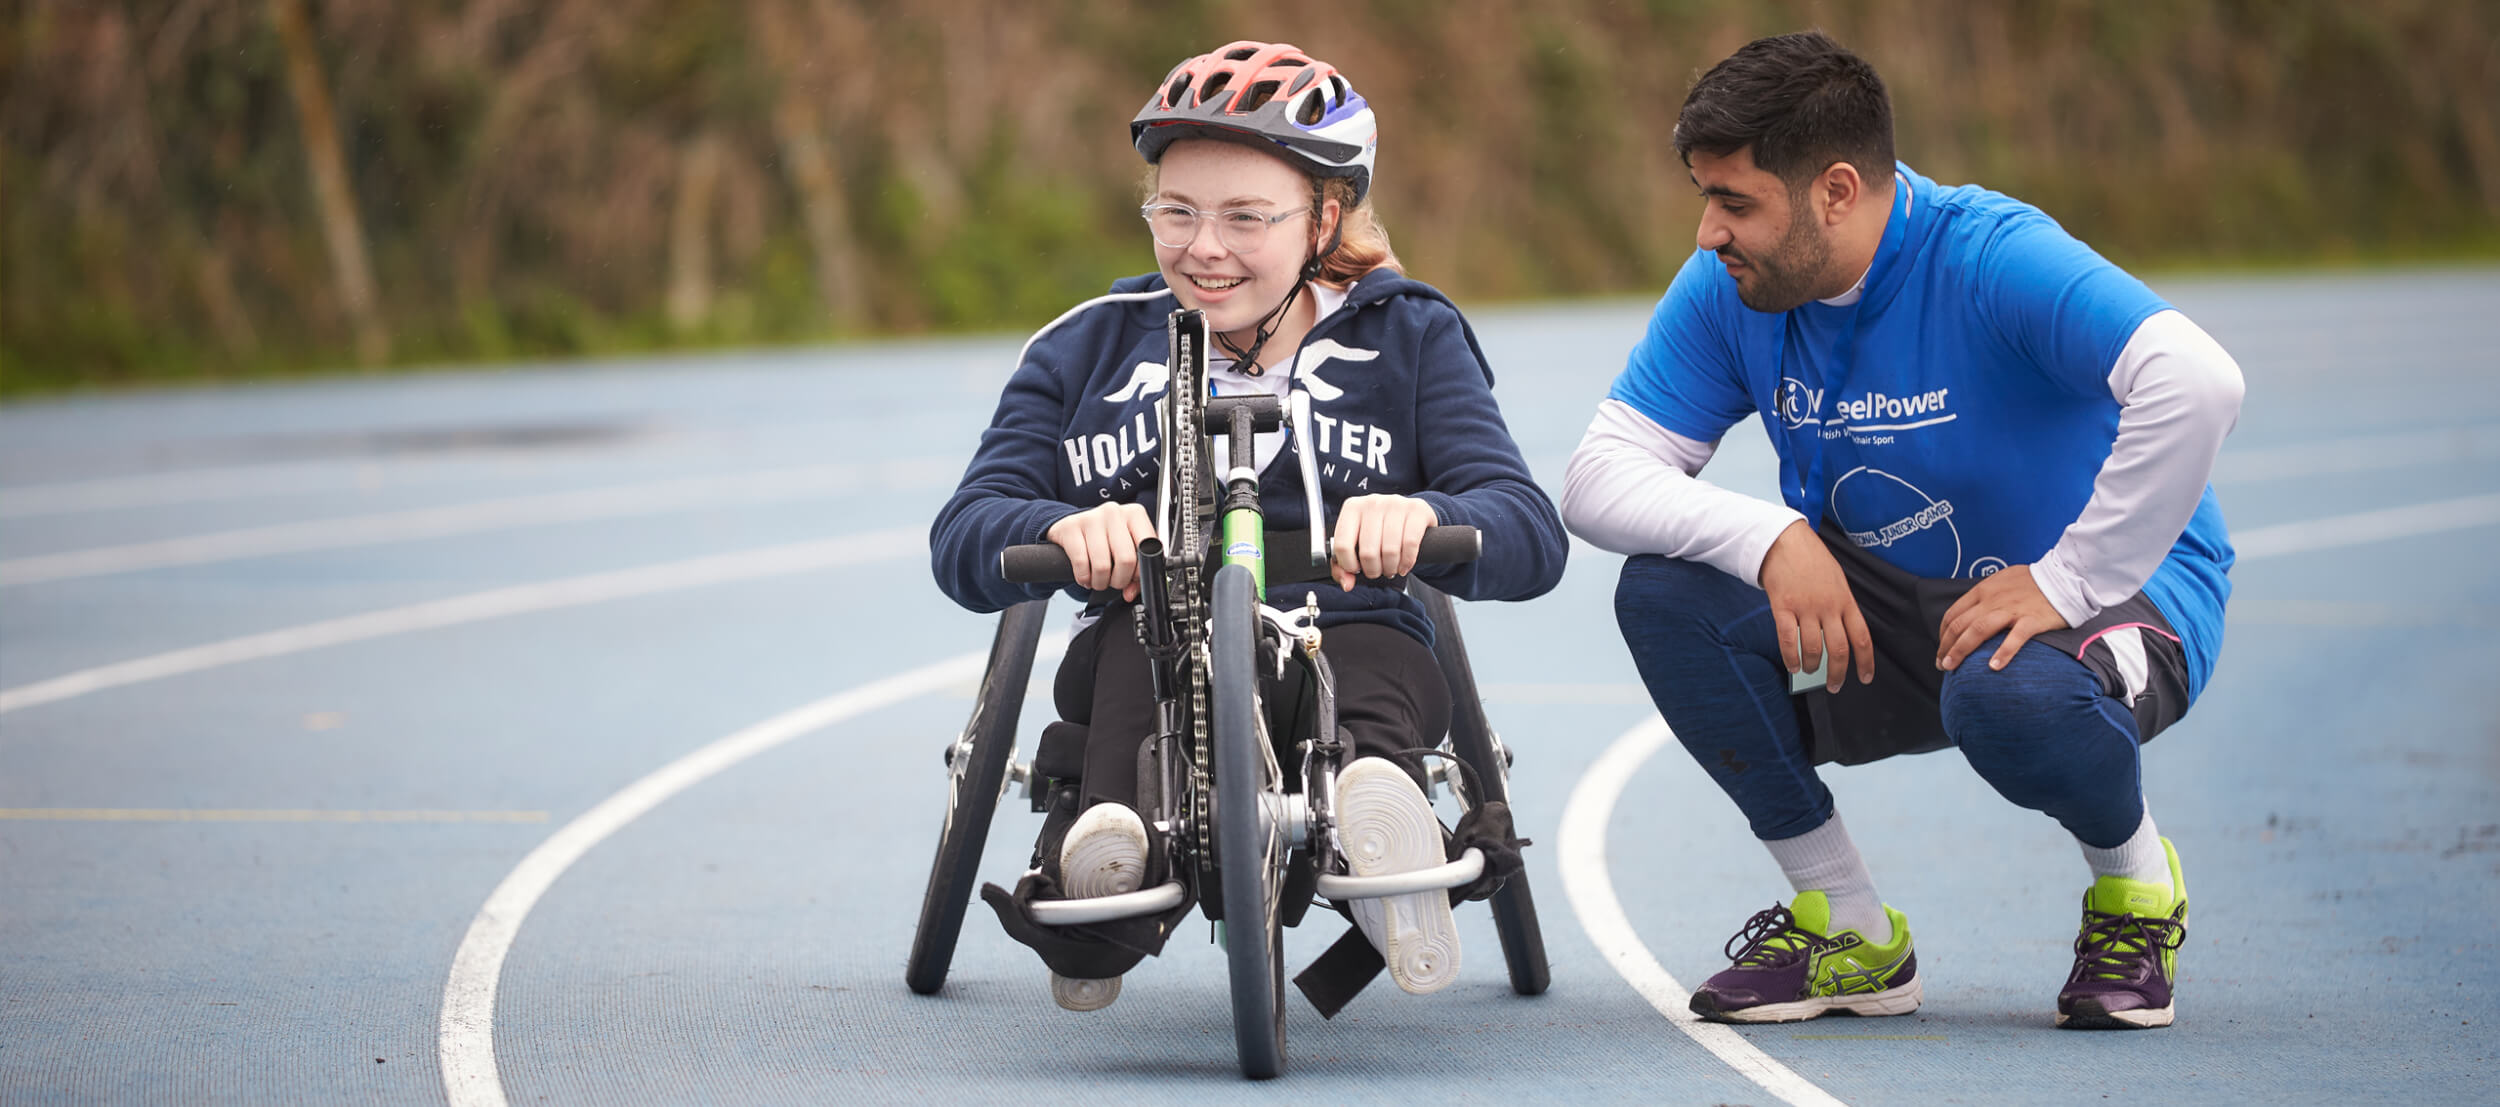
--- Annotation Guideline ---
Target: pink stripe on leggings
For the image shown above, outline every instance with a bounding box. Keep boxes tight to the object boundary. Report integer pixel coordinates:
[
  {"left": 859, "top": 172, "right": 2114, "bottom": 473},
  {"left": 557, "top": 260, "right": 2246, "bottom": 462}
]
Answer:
[{"left": 2073, "top": 621, "right": 2181, "bottom": 660}]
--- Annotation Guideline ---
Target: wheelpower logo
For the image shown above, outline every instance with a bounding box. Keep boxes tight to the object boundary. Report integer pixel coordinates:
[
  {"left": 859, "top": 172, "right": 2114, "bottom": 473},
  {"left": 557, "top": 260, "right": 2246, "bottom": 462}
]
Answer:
[
  {"left": 1776, "top": 378, "right": 1820, "bottom": 429},
  {"left": 1834, "top": 387, "right": 1956, "bottom": 429},
  {"left": 1778, "top": 378, "right": 1959, "bottom": 434}
]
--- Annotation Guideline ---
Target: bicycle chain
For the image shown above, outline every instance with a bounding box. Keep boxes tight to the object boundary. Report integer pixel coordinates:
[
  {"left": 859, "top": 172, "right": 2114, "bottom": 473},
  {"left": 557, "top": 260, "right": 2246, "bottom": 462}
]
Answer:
[{"left": 1166, "top": 319, "right": 1213, "bottom": 877}]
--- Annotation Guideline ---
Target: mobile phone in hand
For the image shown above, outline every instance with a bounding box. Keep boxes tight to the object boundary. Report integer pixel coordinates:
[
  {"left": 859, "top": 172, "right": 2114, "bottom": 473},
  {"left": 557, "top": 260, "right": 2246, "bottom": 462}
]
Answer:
[{"left": 1789, "top": 649, "right": 1830, "bottom": 694}]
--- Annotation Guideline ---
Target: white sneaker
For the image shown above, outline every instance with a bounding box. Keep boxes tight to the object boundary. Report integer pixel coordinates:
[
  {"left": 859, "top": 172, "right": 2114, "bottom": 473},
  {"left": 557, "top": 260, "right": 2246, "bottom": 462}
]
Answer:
[
  {"left": 1049, "top": 802, "right": 1148, "bottom": 1011},
  {"left": 1336, "top": 757, "right": 1460, "bottom": 994}
]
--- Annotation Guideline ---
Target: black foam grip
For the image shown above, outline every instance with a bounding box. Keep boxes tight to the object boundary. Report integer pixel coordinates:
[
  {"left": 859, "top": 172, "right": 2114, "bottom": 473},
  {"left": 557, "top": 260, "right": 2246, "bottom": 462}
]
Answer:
[
  {"left": 1416, "top": 525, "right": 1482, "bottom": 566},
  {"left": 1000, "top": 544, "right": 1074, "bottom": 584},
  {"left": 1266, "top": 525, "right": 1481, "bottom": 586}
]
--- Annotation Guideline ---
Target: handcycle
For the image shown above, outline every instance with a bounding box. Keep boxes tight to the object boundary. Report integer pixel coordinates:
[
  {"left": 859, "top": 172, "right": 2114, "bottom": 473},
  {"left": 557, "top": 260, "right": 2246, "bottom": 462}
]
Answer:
[{"left": 906, "top": 308, "right": 1549, "bottom": 1079}]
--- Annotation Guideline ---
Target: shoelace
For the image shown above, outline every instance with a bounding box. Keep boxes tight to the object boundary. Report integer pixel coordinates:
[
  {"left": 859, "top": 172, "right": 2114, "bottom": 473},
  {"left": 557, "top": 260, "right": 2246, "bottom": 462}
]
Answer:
[
  {"left": 2071, "top": 908, "right": 2185, "bottom": 982},
  {"left": 1722, "top": 904, "right": 1833, "bottom": 968}
]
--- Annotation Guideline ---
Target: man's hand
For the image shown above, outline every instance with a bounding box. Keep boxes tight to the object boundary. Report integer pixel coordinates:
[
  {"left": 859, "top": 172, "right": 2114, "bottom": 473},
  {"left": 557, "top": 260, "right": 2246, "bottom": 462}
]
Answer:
[
  {"left": 1936, "top": 564, "right": 2069, "bottom": 672},
  {"left": 1044, "top": 501, "right": 1156, "bottom": 601},
  {"left": 1758, "top": 520, "right": 1874, "bottom": 692},
  {"left": 1330, "top": 494, "right": 1438, "bottom": 591}
]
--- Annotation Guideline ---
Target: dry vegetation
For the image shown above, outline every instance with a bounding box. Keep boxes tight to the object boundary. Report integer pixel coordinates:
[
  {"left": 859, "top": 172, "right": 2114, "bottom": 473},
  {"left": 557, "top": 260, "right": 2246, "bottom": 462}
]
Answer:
[{"left": 4, "top": 0, "right": 2494, "bottom": 392}]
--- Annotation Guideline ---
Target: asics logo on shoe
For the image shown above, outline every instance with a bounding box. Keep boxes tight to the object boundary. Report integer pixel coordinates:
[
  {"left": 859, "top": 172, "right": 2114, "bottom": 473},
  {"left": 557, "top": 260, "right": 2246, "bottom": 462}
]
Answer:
[{"left": 1824, "top": 945, "right": 1915, "bottom": 996}]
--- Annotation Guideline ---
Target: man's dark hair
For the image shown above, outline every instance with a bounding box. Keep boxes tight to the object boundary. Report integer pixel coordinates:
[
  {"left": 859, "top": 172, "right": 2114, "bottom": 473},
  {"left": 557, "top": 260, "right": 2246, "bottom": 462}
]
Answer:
[{"left": 1673, "top": 31, "right": 1894, "bottom": 190}]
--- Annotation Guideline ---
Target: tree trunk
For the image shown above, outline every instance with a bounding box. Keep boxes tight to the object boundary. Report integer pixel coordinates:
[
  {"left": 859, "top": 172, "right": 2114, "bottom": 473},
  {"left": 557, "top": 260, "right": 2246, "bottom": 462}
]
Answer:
[
  {"left": 668, "top": 132, "right": 726, "bottom": 334},
  {"left": 772, "top": 86, "right": 867, "bottom": 330},
  {"left": 269, "top": 0, "right": 387, "bottom": 365},
  {"left": 745, "top": 0, "right": 867, "bottom": 331}
]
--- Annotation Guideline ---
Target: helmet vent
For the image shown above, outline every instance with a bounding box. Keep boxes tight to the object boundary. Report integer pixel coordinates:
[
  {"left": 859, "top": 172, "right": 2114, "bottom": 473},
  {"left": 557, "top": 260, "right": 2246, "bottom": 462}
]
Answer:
[
  {"left": 1197, "top": 71, "right": 1232, "bottom": 107},
  {"left": 1166, "top": 74, "right": 1192, "bottom": 107},
  {"left": 1296, "top": 91, "right": 1324, "bottom": 126},
  {"left": 1329, "top": 76, "right": 1348, "bottom": 108},
  {"left": 1224, "top": 46, "right": 1258, "bottom": 61},
  {"left": 1241, "top": 80, "right": 1280, "bottom": 112}
]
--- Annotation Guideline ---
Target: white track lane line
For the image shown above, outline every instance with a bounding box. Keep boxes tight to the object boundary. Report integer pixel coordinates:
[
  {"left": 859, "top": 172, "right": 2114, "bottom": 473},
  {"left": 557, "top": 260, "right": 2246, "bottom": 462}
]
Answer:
[
  {"left": 1558, "top": 716, "right": 1847, "bottom": 1107},
  {"left": 1554, "top": 490, "right": 2500, "bottom": 1102},
  {"left": 0, "top": 530, "right": 921, "bottom": 716},
  {"left": 1, "top": 462, "right": 383, "bottom": 518},
  {"left": 2230, "top": 491, "right": 2500, "bottom": 558},
  {"left": 2213, "top": 423, "right": 2500, "bottom": 484},
  {"left": 438, "top": 640, "right": 1066, "bottom": 1107},
  {"left": 0, "top": 458, "right": 953, "bottom": 587}
]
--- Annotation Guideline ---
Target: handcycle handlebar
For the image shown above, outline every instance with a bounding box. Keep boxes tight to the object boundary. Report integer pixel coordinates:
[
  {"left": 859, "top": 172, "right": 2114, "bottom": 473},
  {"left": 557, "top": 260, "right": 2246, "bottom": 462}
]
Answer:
[{"left": 1000, "top": 525, "right": 1481, "bottom": 585}]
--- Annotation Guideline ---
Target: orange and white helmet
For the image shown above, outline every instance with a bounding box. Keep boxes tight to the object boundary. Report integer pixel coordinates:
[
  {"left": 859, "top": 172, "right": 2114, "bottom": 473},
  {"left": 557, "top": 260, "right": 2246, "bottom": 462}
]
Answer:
[{"left": 1131, "top": 41, "right": 1378, "bottom": 204}]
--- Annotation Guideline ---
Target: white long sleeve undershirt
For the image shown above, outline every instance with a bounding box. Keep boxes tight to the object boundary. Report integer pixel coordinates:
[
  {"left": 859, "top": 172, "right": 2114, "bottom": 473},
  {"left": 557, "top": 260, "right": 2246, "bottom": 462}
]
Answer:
[
  {"left": 2029, "top": 308, "right": 2245, "bottom": 625},
  {"left": 1560, "top": 308, "right": 2244, "bottom": 619}
]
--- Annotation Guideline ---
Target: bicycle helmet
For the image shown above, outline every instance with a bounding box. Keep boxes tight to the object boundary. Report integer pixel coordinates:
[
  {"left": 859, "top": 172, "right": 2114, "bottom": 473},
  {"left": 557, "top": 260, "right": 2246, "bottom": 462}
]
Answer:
[{"left": 1131, "top": 41, "right": 1377, "bottom": 205}]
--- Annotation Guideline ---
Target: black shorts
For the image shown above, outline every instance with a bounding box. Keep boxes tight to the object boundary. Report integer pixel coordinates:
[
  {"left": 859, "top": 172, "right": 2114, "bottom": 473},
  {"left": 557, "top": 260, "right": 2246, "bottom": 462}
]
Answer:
[
  {"left": 1053, "top": 604, "right": 1451, "bottom": 809},
  {"left": 1800, "top": 524, "right": 2192, "bottom": 767}
]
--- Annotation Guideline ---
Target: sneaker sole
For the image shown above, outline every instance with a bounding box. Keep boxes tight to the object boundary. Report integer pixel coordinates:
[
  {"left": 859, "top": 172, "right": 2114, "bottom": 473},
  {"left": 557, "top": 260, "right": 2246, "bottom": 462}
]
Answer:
[
  {"left": 1337, "top": 759, "right": 1460, "bottom": 995},
  {"left": 1051, "top": 805, "right": 1146, "bottom": 1012},
  {"left": 2057, "top": 999, "right": 2174, "bottom": 1029},
  {"left": 1052, "top": 973, "right": 1121, "bottom": 1012},
  {"left": 1060, "top": 805, "right": 1149, "bottom": 899},
  {"left": 1694, "top": 975, "right": 1923, "bottom": 1024}
]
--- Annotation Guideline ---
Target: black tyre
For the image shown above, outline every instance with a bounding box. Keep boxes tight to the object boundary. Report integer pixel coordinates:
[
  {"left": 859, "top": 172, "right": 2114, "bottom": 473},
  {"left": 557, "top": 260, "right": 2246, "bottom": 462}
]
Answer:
[
  {"left": 906, "top": 600, "right": 1049, "bottom": 995},
  {"left": 1413, "top": 581, "right": 1552, "bottom": 996},
  {"left": 1211, "top": 564, "right": 1286, "bottom": 1079}
]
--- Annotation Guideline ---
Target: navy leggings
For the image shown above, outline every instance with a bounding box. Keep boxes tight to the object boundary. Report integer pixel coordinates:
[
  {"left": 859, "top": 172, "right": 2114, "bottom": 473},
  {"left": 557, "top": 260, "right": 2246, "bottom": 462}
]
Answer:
[{"left": 1614, "top": 554, "right": 2148, "bottom": 849}]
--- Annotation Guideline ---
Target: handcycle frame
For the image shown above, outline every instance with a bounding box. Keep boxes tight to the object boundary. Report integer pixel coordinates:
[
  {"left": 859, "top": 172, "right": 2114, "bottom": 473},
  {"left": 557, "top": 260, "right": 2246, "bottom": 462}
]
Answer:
[{"left": 906, "top": 309, "right": 1549, "bottom": 1080}]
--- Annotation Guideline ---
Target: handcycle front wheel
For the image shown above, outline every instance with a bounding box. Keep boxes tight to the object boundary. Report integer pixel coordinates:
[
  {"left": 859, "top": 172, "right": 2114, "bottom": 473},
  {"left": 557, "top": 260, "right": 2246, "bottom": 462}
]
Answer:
[
  {"left": 905, "top": 599, "right": 1048, "bottom": 996},
  {"left": 1211, "top": 563, "right": 1287, "bottom": 1079}
]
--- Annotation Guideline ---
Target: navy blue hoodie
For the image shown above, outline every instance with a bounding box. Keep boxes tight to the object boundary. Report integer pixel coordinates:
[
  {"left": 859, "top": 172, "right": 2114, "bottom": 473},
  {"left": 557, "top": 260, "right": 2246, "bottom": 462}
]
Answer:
[{"left": 931, "top": 269, "right": 1567, "bottom": 645}]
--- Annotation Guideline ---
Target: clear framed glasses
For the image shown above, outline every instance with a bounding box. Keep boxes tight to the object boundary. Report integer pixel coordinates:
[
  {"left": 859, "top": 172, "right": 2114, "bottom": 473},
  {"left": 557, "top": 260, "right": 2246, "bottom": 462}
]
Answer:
[{"left": 1139, "top": 201, "right": 1309, "bottom": 252}]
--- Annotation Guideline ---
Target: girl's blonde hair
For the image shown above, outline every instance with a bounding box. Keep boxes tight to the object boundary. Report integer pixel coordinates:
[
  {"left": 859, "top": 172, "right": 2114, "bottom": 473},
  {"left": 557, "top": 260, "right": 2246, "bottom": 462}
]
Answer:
[{"left": 1306, "top": 175, "right": 1401, "bottom": 289}]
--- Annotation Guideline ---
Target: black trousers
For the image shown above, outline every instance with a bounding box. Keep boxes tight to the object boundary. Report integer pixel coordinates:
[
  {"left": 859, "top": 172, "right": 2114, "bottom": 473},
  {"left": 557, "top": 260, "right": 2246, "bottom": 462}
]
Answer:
[{"left": 1053, "top": 603, "right": 1452, "bottom": 812}]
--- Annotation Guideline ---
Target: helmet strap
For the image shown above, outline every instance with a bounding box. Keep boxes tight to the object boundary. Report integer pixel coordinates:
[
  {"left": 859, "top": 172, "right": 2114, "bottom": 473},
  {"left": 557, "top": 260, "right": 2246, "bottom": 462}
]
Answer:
[
  {"left": 1301, "top": 188, "right": 1346, "bottom": 282},
  {"left": 1216, "top": 277, "right": 1305, "bottom": 377}
]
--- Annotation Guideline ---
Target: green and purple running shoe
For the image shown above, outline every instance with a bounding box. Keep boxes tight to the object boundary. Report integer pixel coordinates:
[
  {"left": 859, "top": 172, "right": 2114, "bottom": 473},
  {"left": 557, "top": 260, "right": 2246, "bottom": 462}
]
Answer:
[
  {"left": 2058, "top": 836, "right": 2189, "bottom": 1029},
  {"left": 1688, "top": 891, "right": 1921, "bottom": 1023}
]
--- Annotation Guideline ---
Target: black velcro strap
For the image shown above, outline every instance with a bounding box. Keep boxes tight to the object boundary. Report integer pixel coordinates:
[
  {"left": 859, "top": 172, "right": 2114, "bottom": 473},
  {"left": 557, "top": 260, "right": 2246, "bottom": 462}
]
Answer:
[
  {"left": 1292, "top": 925, "right": 1386, "bottom": 1020},
  {"left": 979, "top": 871, "right": 1187, "bottom": 981},
  {"left": 1448, "top": 800, "right": 1530, "bottom": 903}
]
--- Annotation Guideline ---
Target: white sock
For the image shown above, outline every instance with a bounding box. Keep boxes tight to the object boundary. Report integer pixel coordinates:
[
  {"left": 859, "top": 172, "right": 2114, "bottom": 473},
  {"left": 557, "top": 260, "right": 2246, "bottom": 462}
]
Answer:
[
  {"left": 1762, "top": 812, "right": 1891, "bottom": 945},
  {"left": 2079, "top": 809, "right": 2170, "bottom": 888}
]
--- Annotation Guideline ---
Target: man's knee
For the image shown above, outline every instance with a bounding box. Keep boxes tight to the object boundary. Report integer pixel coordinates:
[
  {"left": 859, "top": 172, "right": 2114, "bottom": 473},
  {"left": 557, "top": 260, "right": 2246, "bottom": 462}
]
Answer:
[{"left": 1941, "top": 638, "right": 2129, "bottom": 764}]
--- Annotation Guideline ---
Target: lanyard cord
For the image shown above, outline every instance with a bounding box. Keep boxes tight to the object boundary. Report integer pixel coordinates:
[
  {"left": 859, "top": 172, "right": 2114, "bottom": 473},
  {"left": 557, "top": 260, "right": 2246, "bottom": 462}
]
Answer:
[
  {"left": 1214, "top": 278, "right": 1306, "bottom": 376},
  {"left": 1784, "top": 181, "right": 1913, "bottom": 531}
]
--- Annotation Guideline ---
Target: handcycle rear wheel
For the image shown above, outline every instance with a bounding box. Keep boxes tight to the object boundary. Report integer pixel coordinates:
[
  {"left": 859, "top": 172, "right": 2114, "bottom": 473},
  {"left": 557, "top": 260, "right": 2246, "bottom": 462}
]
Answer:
[
  {"left": 1211, "top": 564, "right": 1287, "bottom": 1079},
  {"left": 905, "top": 599, "right": 1048, "bottom": 996},
  {"left": 1413, "top": 580, "right": 1552, "bottom": 996}
]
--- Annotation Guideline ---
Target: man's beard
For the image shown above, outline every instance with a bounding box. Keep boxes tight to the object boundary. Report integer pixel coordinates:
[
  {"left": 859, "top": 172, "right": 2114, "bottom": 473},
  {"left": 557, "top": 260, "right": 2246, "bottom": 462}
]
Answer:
[{"left": 1724, "top": 200, "right": 1832, "bottom": 313}]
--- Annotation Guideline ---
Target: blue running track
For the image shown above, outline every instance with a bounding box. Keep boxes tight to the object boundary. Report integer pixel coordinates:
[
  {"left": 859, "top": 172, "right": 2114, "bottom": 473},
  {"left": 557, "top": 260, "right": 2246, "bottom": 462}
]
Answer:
[{"left": 2, "top": 269, "right": 2495, "bottom": 1104}]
